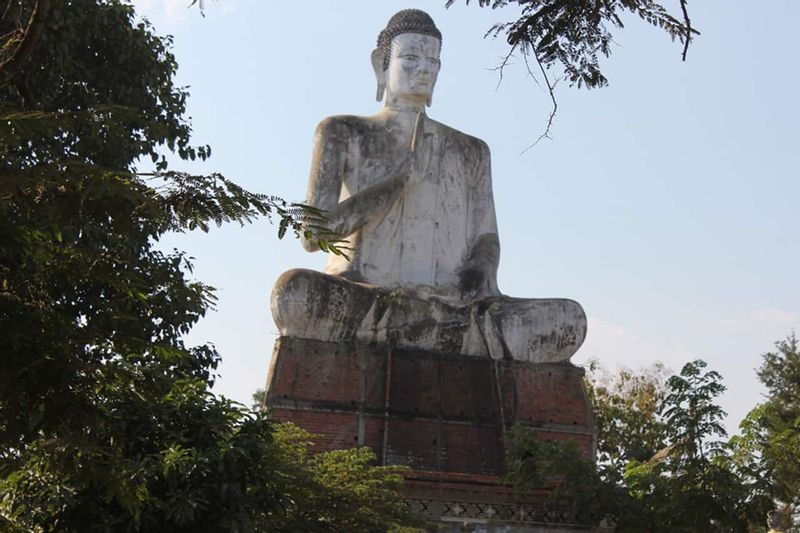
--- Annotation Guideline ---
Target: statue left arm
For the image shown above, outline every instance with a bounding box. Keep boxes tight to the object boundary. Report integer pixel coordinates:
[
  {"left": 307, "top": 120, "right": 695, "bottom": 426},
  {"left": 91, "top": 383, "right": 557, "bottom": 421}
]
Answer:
[{"left": 459, "top": 140, "right": 500, "bottom": 299}]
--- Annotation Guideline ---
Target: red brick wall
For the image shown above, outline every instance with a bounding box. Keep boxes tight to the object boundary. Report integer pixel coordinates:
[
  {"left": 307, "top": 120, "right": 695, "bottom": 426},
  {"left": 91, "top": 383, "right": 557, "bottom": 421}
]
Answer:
[{"left": 265, "top": 337, "right": 596, "bottom": 473}]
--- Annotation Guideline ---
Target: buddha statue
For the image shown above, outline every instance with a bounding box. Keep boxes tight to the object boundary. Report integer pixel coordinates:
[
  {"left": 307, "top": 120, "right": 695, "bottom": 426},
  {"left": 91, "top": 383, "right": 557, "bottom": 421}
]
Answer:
[{"left": 272, "top": 9, "right": 586, "bottom": 363}]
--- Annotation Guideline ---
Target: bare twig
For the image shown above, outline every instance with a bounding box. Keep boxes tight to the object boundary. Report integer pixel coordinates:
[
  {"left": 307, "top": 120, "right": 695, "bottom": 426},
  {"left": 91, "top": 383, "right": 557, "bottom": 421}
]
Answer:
[
  {"left": 520, "top": 46, "right": 557, "bottom": 154},
  {"left": 679, "top": 0, "right": 692, "bottom": 61},
  {"left": 489, "top": 42, "right": 519, "bottom": 91}
]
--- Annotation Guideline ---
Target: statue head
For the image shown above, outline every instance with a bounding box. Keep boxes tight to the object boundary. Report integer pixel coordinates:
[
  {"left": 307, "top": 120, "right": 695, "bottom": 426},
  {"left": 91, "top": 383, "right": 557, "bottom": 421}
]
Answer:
[{"left": 372, "top": 9, "right": 442, "bottom": 107}]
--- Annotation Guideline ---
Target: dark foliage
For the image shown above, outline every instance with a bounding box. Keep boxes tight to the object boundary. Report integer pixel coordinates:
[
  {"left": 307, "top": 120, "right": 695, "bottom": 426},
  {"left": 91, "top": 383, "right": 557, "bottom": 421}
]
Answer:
[{"left": 447, "top": 0, "right": 696, "bottom": 88}]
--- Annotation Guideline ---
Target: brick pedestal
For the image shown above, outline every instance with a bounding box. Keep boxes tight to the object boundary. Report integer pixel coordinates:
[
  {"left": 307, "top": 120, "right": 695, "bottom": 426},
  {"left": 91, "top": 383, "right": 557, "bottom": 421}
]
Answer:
[{"left": 265, "top": 336, "right": 598, "bottom": 530}]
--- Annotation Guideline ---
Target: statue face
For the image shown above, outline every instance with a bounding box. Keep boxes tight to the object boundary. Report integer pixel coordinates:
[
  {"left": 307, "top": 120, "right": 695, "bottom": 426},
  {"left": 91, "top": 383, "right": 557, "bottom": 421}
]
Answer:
[{"left": 385, "top": 33, "right": 441, "bottom": 105}]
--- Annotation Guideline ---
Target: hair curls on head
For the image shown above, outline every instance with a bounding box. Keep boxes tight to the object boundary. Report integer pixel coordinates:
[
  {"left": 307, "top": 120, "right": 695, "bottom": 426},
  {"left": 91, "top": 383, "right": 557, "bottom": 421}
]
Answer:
[{"left": 376, "top": 9, "right": 442, "bottom": 70}]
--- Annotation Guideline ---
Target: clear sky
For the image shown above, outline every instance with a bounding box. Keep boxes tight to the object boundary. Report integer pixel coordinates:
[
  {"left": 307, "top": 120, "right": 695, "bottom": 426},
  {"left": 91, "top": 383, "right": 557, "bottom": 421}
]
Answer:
[{"left": 131, "top": 0, "right": 799, "bottom": 434}]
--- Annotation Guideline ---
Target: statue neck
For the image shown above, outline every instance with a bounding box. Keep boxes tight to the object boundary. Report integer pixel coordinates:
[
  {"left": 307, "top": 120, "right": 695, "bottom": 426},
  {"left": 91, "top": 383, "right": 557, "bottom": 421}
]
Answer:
[
  {"left": 383, "top": 87, "right": 429, "bottom": 114},
  {"left": 375, "top": 106, "right": 429, "bottom": 150},
  {"left": 377, "top": 102, "right": 427, "bottom": 137},
  {"left": 383, "top": 100, "right": 427, "bottom": 114}
]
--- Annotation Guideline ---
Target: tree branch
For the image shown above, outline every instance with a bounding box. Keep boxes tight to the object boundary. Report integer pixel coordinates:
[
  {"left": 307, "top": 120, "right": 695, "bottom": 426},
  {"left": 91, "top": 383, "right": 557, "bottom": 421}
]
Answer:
[
  {"left": 489, "top": 41, "right": 519, "bottom": 91},
  {"left": 0, "top": 0, "right": 51, "bottom": 88}
]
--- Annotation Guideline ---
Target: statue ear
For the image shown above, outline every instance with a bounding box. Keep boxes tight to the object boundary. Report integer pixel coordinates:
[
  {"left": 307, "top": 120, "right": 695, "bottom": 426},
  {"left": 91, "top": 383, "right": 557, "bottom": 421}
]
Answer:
[
  {"left": 426, "top": 95, "right": 433, "bottom": 107},
  {"left": 371, "top": 48, "right": 385, "bottom": 102}
]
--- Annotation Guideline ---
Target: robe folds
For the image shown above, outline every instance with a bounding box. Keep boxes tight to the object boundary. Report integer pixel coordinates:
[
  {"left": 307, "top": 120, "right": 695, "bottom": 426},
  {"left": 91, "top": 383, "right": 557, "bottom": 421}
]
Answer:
[{"left": 308, "top": 114, "right": 499, "bottom": 300}]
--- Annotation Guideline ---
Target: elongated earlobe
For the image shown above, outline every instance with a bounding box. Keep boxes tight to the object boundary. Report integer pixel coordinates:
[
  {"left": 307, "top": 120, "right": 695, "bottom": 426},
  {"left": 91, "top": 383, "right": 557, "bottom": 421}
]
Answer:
[
  {"left": 426, "top": 95, "right": 432, "bottom": 107},
  {"left": 370, "top": 48, "right": 386, "bottom": 102}
]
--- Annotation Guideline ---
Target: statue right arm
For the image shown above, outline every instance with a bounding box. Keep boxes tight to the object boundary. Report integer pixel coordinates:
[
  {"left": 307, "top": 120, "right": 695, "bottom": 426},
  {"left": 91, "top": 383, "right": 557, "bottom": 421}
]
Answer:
[{"left": 301, "top": 117, "right": 408, "bottom": 252}]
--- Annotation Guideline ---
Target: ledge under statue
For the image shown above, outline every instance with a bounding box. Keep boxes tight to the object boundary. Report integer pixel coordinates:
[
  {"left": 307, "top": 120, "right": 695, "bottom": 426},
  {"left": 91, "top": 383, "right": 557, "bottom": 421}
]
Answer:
[{"left": 271, "top": 10, "right": 587, "bottom": 363}]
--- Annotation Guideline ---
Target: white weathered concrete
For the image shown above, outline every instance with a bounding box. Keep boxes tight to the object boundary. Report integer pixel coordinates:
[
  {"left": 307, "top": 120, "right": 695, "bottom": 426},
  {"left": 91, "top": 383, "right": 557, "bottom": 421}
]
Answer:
[{"left": 272, "top": 14, "right": 587, "bottom": 363}]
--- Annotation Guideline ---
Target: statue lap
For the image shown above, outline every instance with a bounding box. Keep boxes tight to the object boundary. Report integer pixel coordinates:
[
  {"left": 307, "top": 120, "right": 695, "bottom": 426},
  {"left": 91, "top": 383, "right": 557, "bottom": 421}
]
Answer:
[{"left": 272, "top": 268, "right": 586, "bottom": 363}]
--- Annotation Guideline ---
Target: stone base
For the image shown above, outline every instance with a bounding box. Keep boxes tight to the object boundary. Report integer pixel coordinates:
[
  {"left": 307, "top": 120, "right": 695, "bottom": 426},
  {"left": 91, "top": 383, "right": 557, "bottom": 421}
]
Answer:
[
  {"left": 264, "top": 336, "right": 598, "bottom": 529},
  {"left": 403, "top": 470, "right": 613, "bottom": 532}
]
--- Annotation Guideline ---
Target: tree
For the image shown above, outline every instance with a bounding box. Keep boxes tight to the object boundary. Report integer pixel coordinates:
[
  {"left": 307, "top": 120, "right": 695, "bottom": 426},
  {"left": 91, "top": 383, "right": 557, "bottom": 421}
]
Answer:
[
  {"left": 731, "top": 335, "right": 800, "bottom": 532},
  {"left": 263, "top": 424, "right": 427, "bottom": 532},
  {"left": 585, "top": 361, "right": 669, "bottom": 480},
  {"left": 0, "top": 0, "right": 307, "bottom": 448},
  {"left": 661, "top": 359, "right": 728, "bottom": 462},
  {"left": 0, "top": 1, "right": 414, "bottom": 530},
  {"left": 623, "top": 360, "right": 750, "bottom": 532},
  {"left": 505, "top": 360, "right": 768, "bottom": 531},
  {"left": 251, "top": 388, "right": 267, "bottom": 411},
  {"left": 503, "top": 424, "right": 629, "bottom": 527}
]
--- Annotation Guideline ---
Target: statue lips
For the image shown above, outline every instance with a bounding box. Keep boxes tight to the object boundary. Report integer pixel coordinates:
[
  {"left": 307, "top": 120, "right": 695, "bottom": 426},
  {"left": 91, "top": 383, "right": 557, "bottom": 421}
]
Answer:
[{"left": 408, "top": 78, "right": 433, "bottom": 98}]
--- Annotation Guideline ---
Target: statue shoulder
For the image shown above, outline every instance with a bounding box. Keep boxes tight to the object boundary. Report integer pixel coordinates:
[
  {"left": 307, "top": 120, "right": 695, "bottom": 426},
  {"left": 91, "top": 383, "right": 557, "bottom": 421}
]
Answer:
[
  {"left": 427, "top": 118, "right": 491, "bottom": 162},
  {"left": 314, "top": 114, "right": 375, "bottom": 141}
]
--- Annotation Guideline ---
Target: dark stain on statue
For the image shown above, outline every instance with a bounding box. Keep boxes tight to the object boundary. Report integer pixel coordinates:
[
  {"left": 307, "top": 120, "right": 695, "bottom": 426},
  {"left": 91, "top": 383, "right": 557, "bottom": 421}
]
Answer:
[
  {"left": 458, "top": 267, "right": 485, "bottom": 296},
  {"left": 557, "top": 325, "right": 578, "bottom": 350}
]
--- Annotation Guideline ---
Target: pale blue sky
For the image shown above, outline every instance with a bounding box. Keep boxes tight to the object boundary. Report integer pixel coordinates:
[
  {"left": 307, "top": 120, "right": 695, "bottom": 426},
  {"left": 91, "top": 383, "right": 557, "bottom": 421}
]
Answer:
[{"left": 132, "top": 0, "right": 799, "bottom": 434}]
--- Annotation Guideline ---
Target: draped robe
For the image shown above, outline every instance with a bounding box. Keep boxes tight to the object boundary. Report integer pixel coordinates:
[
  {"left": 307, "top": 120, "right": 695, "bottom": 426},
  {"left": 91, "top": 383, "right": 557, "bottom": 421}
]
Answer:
[{"left": 272, "top": 112, "right": 587, "bottom": 363}]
